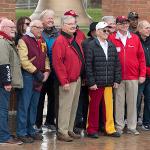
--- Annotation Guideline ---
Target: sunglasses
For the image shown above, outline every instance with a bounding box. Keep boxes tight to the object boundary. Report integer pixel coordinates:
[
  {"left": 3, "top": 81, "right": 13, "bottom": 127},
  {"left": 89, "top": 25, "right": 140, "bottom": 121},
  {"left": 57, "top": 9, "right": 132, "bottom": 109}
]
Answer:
[
  {"left": 102, "top": 29, "right": 109, "bottom": 33},
  {"left": 24, "top": 23, "right": 30, "bottom": 26}
]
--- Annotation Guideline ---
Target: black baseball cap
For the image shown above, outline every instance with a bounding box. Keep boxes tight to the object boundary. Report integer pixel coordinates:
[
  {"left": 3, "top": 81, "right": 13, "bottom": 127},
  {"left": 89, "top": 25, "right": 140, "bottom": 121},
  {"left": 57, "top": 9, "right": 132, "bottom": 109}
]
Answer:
[
  {"left": 87, "top": 22, "right": 98, "bottom": 37},
  {"left": 128, "top": 11, "right": 139, "bottom": 20}
]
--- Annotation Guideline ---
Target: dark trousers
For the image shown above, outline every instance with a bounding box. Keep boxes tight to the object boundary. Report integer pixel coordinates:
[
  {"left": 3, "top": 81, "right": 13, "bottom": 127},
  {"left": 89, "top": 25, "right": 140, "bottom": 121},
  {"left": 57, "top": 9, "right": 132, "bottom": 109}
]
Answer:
[
  {"left": 74, "top": 86, "right": 89, "bottom": 129},
  {"left": 142, "top": 79, "right": 150, "bottom": 126},
  {"left": 36, "top": 73, "right": 56, "bottom": 128}
]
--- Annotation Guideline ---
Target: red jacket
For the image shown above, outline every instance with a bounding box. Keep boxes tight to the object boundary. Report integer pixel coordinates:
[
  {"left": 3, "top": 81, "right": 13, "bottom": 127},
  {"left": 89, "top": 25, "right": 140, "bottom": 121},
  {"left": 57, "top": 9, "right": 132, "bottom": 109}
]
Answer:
[
  {"left": 52, "top": 31, "right": 84, "bottom": 86},
  {"left": 109, "top": 32, "right": 146, "bottom": 80}
]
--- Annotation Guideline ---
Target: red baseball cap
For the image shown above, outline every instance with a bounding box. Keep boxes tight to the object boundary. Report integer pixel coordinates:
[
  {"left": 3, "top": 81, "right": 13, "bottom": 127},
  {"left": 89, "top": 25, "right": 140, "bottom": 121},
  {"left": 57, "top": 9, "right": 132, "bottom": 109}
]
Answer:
[
  {"left": 64, "top": 10, "right": 78, "bottom": 17},
  {"left": 116, "top": 16, "right": 129, "bottom": 24}
]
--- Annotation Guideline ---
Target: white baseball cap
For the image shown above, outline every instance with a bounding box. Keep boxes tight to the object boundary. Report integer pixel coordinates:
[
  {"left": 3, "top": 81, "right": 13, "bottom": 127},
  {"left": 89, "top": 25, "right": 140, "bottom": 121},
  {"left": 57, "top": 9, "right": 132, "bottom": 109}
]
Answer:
[{"left": 96, "top": 21, "right": 109, "bottom": 30}]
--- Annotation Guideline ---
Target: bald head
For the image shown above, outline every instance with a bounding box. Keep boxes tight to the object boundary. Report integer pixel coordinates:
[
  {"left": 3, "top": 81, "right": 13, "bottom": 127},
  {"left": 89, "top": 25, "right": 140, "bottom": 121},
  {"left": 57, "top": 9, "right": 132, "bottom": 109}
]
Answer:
[{"left": 0, "top": 19, "right": 16, "bottom": 38}]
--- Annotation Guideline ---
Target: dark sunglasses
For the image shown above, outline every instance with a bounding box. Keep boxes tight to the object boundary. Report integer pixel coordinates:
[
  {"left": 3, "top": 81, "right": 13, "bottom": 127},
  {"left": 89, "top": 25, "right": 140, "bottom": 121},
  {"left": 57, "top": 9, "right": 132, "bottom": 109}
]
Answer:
[
  {"left": 24, "top": 23, "right": 30, "bottom": 26},
  {"left": 102, "top": 29, "right": 109, "bottom": 33}
]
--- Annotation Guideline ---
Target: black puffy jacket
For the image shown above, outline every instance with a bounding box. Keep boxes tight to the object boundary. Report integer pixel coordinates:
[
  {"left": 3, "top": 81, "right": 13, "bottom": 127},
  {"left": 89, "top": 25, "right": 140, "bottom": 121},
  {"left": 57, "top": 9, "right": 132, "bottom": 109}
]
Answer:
[{"left": 85, "top": 38, "right": 121, "bottom": 87}]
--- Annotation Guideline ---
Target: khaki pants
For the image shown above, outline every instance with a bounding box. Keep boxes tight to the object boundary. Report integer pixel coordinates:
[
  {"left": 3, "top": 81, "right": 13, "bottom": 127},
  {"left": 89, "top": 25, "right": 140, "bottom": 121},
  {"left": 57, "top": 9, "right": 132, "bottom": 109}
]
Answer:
[
  {"left": 114, "top": 80, "right": 138, "bottom": 130},
  {"left": 58, "top": 77, "right": 81, "bottom": 135}
]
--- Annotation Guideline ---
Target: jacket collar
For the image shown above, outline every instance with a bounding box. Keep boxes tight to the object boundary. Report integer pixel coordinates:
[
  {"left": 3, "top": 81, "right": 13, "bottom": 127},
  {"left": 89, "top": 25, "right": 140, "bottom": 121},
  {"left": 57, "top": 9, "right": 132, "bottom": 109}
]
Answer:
[
  {"left": 0, "top": 31, "right": 12, "bottom": 41},
  {"left": 61, "top": 30, "right": 73, "bottom": 39},
  {"left": 115, "top": 31, "right": 132, "bottom": 40},
  {"left": 95, "top": 38, "right": 113, "bottom": 48}
]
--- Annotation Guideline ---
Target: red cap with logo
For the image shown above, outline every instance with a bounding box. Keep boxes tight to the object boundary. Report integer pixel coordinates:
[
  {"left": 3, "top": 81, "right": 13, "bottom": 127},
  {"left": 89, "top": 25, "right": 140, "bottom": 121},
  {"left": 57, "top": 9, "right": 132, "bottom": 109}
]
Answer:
[
  {"left": 116, "top": 16, "right": 129, "bottom": 24},
  {"left": 64, "top": 10, "right": 78, "bottom": 17}
]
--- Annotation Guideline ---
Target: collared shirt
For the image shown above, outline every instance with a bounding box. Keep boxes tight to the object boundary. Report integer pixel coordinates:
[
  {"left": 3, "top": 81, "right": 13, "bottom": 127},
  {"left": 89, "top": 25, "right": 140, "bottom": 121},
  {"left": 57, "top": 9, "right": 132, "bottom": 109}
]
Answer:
[
  {"left": 97, "top": 38, "right": 108, "bottom": 60},
  {"left": 117, "top": 31, "right": 129, "bottom": 46}
]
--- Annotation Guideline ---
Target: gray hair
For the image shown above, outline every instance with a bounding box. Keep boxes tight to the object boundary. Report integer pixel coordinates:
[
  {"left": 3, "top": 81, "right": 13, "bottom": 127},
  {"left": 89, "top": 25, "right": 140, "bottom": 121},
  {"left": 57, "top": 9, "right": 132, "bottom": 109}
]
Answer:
[
  {"left": 30, "top": 19, "right": 42, "bottom": 27},
  {"left": 40, "top": 9, "right": 55, "bottom": 20},
  {"left": 102, "top": 16, "right": 115, "bottom": 23},
  {"left": 61, "top": 15, "right": 75, "bottom": 26},
  {"left": 137, "top": 20, "right": 150, "bottom": 30}
]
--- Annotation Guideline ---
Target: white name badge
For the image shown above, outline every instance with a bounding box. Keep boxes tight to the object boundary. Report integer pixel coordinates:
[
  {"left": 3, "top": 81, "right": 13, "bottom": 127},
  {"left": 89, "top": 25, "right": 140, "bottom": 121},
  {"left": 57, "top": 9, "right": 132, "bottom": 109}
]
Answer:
[{"left": 116, "top": 47, "right": 121, "bottom": 52}]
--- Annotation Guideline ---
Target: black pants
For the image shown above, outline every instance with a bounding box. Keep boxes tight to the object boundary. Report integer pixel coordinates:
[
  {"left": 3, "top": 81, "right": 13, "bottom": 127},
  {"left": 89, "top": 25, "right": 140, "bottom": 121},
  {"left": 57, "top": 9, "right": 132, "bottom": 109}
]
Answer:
[
  {"left": 36, "top": 73, "right": 56, "bottom": 128},
  {"left": 74, "top": 86, "right": 89, "bottom": 129}
]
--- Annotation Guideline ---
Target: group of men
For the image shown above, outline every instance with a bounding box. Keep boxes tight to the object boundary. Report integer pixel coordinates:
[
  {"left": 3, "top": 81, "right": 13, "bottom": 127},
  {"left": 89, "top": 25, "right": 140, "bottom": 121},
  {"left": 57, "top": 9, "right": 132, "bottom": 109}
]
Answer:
[{"left": 0, "top": 9, "right": 150, "bottom": 145}]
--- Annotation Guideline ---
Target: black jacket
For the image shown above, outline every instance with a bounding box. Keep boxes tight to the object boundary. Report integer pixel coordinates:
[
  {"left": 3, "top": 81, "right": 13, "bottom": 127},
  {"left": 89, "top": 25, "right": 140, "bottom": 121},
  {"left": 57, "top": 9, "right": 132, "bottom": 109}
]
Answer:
[
  {"left": 85, "top": 38, "right": 121, "bottom": 87},
  {"left": 136, "top": 32, "right": 150, "bottom": 67}
]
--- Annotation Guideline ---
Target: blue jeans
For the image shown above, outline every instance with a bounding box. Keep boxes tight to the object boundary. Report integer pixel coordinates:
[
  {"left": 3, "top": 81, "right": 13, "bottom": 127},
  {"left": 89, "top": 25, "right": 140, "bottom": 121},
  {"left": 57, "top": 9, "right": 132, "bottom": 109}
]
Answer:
[
  {"left": 0, "top": 87, "right": 11, "bottom": 143},
  {"left": 16, "top": 70, "right": 40, "bottom": 136}
]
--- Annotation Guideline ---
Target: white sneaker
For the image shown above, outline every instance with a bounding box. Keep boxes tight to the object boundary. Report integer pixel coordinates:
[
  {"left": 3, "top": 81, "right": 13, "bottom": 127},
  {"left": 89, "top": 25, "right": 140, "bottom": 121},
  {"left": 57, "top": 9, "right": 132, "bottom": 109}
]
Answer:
[{"left": 127, "top": 129, "right": 140, "bottom": 135}]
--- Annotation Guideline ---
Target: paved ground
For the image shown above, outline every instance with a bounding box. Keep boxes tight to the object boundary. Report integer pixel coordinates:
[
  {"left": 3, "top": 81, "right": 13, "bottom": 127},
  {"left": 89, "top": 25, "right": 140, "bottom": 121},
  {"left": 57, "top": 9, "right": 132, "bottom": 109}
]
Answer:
[{"left": 0, "top": 127, "right": 150, "bottom": 150}]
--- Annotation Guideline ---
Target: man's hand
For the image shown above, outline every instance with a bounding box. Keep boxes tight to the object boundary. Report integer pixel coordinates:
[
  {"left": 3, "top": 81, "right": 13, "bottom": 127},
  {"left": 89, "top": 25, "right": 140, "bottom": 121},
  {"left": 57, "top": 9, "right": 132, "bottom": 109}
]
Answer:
[
  {"left": 113, "top": 82, "right": 119, "bottom": 88},
  {"left": 62, "top": 83, "right": 70, "bottom": 91},
  {"left": 89, "top": 84, "right": 98, "bottom": 90},
  {"left": 4, "top": 85, "right": 12, "bottom": 92},
  {"left": 42, "top": 72, "right": 50, "bottom": 82},
  {"left": 139, "top": 77, "right": 145, "bottom": 84}
]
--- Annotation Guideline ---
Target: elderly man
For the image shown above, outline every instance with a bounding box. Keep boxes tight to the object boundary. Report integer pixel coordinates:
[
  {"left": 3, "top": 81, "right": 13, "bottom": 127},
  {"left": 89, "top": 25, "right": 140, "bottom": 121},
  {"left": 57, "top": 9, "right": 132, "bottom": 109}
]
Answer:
[
  {"left": 35, "top": 9, "right": 59, "bottom": 133},
  {"left": 86, "top": 22, "right": 121, "bottom": 138},
  {"left": 64, "top": 9, "right": 87, "bottom": 133},
  {"left": 17, "top": 20, "right": 50, "bottom": 143},
  {"left": 136, "top": 20, "right": 150, "bottom": 130},
  {"left": 109, "top": 16, "right": 146, "bottom": 135},
  {"left": 52, "top": 15, "right": 84, "bottom": 142},
  {"left": 0, "top": 19, "right": 23, "bottom": 144},
  {"left": 102, "top": 16, "right": 116, "bottom": 34}
]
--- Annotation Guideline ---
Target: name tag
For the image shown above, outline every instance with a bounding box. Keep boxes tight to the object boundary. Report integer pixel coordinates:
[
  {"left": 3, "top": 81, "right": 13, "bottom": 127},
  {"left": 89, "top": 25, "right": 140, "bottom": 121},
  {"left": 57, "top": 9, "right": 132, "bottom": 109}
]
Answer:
[{"left": 116, "top": 47, "right": 121, "bottom": 52}]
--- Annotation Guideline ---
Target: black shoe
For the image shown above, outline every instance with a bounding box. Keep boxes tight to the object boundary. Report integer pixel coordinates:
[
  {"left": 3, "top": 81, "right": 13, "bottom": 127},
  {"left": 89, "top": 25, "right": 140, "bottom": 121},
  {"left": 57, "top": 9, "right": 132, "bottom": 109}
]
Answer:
[
  {"left": 18, "top": 135, "right": 34, "bottom": 143},
  {"left": 87, "top": 133, "right": 99, "bottom": 138},
  {"left": 106, "top": 132, "right": 121, "bottom": 137}
]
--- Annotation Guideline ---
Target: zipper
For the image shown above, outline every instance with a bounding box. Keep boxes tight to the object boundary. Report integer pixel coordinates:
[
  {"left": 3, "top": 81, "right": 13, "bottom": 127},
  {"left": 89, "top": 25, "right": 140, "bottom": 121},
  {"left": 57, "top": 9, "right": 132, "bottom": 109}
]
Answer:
[
  {"left": 106, "top": 59, "right": 108, "bottom": 85},
  {"left": 123, "top": 47, "right": 126, "bottom": 79}
]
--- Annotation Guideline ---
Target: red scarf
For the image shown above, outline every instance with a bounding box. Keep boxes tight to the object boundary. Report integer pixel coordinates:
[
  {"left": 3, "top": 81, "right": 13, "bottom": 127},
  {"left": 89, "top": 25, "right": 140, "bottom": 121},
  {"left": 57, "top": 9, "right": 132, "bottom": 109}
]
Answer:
[{"left": 0, "top": 31, "right": 12, "bottom": 41}]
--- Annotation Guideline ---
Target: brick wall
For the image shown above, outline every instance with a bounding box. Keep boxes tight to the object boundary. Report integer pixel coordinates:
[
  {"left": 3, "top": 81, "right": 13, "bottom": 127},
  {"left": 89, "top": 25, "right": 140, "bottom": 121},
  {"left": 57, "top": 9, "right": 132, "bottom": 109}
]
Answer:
[
  {"left": 102, "top": 0, "right": 150, "bottom": 21},
  {"left": 0, "top": 0, "right": 16, "bottom": 20}
]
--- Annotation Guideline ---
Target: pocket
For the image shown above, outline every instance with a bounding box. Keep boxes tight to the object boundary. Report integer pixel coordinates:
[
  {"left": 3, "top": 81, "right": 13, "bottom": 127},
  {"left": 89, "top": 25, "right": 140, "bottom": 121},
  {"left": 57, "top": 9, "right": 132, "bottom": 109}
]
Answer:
[{"left": 30, "top": 56, "right": 36, "bottom": 62}]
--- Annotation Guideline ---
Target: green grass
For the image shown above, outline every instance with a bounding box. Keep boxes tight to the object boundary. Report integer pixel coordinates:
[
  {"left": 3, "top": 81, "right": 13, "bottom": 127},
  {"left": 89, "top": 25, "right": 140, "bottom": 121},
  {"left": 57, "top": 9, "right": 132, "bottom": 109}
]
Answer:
[
  {"left": 86, "top": 8, "right": 102, "bottom": 22},
  {"left": 16, "top": 9, "right": 34, "bottom": 19}
]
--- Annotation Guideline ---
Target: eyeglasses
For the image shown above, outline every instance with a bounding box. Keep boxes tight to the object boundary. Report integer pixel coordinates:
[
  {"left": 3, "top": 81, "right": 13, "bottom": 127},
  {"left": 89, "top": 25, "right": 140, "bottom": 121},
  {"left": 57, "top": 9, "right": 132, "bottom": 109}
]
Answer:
[
  {"left": 64, "top": 23, "right": 76, "bottom": 26},
  {"left": 31, "top": 26, "right": 44, "bottom": 30},
  {"left": 117, "top": 22, "right": 129, "bottom": 25},
  {"left": 24, "top": 22, "right": 30, "bottom": 26}
]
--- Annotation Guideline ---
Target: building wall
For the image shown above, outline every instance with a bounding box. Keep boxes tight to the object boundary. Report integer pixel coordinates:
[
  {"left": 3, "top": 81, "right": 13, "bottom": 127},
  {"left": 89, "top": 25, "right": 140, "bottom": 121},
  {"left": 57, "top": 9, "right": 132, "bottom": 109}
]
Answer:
[
  {"left": 102, "top": 0, "right": 150, "bottom": 20},
  {"left": 0, "top": 0, "right": 16, "bottom": 20}
]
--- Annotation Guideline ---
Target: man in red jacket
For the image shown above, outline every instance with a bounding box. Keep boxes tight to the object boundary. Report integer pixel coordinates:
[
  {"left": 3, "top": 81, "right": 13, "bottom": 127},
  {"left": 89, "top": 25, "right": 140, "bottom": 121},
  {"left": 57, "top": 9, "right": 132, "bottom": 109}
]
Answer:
[
  {"left": 52, "top": 15, "right": 84, "bottom": 142},
  {"left": 109, "top": 16, "right": 146, "bottom": 135}
]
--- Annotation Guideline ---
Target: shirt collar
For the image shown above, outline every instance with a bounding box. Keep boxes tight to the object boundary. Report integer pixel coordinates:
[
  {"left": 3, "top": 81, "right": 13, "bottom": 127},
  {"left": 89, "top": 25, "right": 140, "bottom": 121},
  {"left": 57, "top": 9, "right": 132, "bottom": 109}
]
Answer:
[{"left": 116, "top": 31, "right": 131, "bottom": 39}]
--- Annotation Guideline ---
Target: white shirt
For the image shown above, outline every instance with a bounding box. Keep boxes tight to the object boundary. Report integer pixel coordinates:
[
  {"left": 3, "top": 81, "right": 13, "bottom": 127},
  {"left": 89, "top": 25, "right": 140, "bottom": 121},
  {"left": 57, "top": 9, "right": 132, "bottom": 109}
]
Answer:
[
  {"left": 117, "top": 31, "right": 129, "bottom": 46},
  {"left": 98, "top": 38, "right": 108, "bottom": 60}
]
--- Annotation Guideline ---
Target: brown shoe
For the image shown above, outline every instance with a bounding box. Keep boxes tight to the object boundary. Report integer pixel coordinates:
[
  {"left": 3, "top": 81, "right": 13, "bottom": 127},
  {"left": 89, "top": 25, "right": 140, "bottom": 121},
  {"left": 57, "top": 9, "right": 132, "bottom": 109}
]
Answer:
[
  {"left": 30, "top": 133, "right": 43, "bottom": 140},
  {"left": 18, "top": 135, "right": 34, "bottom": 143},
  {"left": 57, "top": 132, "right": 73, "bottom": 142},
  {"left": 0, "top": 138, "right": 23, "bottom": 145},
  {"left": 68, "top": 131, "right": 81, "bottom": 139}
]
